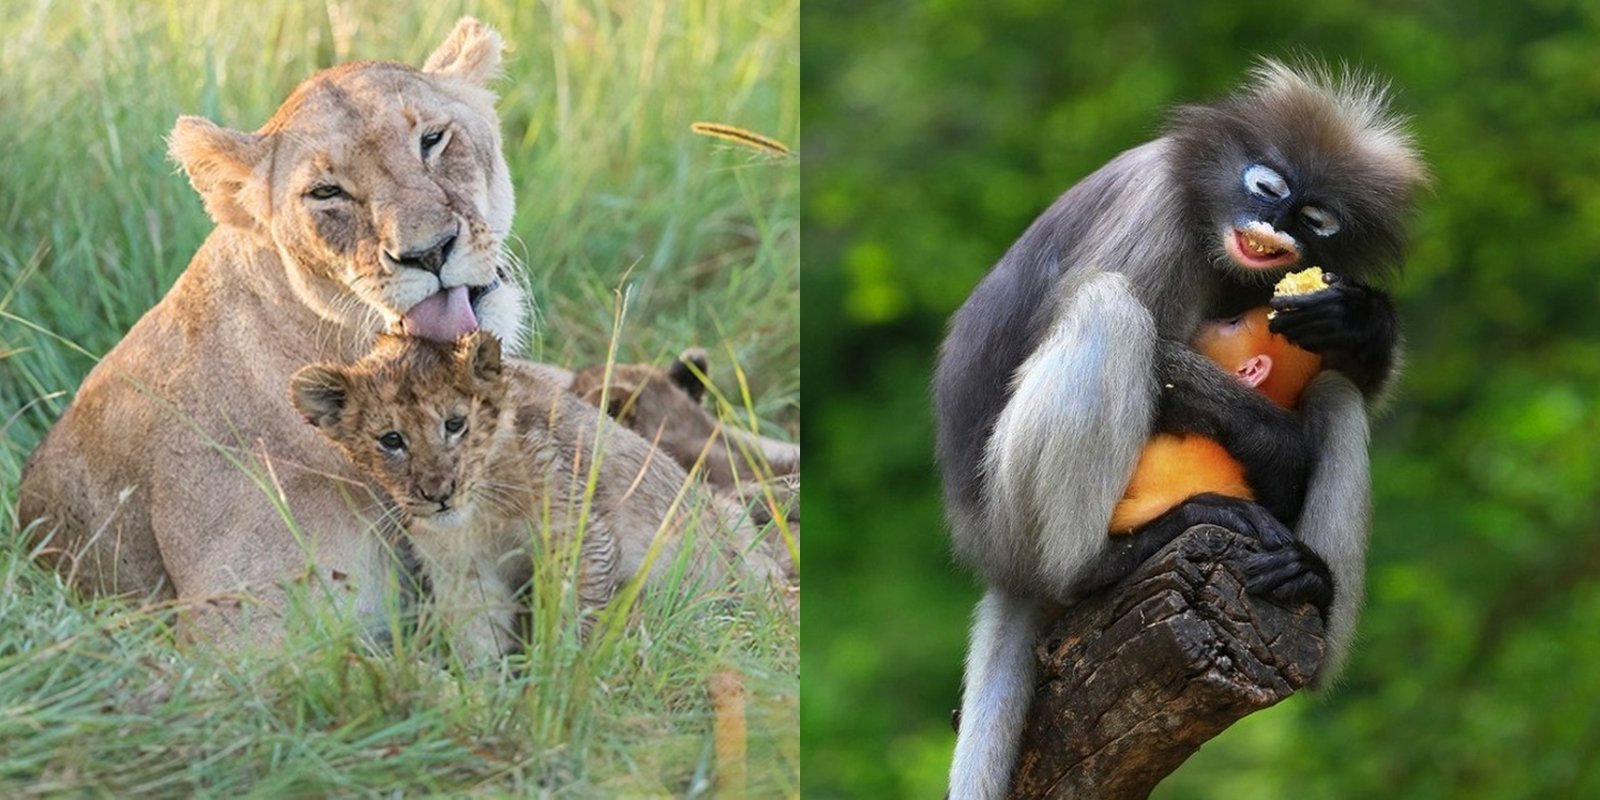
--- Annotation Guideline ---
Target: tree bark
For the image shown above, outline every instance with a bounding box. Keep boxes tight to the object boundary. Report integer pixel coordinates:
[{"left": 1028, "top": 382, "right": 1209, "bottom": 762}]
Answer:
[{"left": 1004, "top": 524, "right": 1327, "bottom": 799}]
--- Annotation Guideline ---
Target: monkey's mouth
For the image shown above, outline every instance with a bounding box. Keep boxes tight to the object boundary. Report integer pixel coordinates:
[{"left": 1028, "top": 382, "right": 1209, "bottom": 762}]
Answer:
[{"left": 1225, "top": 224, "right": 1301, "bottom": 270}]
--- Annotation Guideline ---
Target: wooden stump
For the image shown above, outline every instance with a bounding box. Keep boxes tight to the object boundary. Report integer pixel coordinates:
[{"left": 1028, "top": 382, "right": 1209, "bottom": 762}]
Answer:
[{"left": 1004, "top": 524, "right": 1327, "bottom": 799}]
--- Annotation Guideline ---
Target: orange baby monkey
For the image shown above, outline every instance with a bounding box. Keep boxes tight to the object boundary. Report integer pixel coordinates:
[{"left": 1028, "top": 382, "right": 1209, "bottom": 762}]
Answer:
[{"left": 1109, "top": 307, "right": 1323, "bottom": 534}]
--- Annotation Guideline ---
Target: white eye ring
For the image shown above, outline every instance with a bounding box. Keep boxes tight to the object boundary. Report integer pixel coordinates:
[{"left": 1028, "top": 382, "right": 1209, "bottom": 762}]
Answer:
[
  {"left": 1300, "top": 205, "right": 1341, "bottom": 236},
  {"left": 1243, "top": 164, "right": 1290, "bottom": 201}
]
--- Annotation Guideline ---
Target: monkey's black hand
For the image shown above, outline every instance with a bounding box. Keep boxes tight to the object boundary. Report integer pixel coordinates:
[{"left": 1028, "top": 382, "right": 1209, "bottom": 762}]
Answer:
[
  {"left": 1244, "top": 541, "right": 1334, "bottom": 619},
  {"left": 1172, "top": 494, "right": 1334, "bottom": 618},
  {"left": 1166, "top": 493, "right": 1296, "bottom": 548},
  {"left": 1074, "top": 494, "right": 1293, "bottom": 597},
  {"left": 1174, "top": 497, "right": 1335, "bottom": 621},
  {"left": 1268, "top": 275, "right": 1398, "bottom": 398}
]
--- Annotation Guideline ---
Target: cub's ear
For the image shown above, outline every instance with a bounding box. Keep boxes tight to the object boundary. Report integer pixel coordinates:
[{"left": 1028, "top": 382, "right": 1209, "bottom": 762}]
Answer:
[
  {"left": 168, "top": 116, "right": 269, "bottom": 229},
  {"left": 458, "top": 331, "right": 504, "bottom": 388},
  {"left": 423, "top": 17, "right": 504, "bottom": 87},
  {"left": 668, "top": 348, "right": 710, "bottom": 404},
  {"left": 580, "top": 383, "right": 632, "bottom": 421},
  {"left": 290, "top": 365, "right": 352, "bottom": 429}
]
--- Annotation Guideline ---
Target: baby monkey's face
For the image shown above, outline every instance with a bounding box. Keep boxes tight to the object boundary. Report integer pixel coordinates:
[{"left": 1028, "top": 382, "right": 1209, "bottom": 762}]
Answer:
[
  {"left": 1193, "top": 307, "right": 1322, "bottom": 409},
  {"left": 290, "top": 331, "right": 508, "bottom": 529}
]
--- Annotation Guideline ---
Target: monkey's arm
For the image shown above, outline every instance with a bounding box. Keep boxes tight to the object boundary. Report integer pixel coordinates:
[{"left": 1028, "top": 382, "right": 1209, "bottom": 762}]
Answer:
[
  {"left": 1292, "top": 372, "right": 1373, "bottom": 684},
  {"left": 1269, "top": 278, "right": 1399, "bottom": 400},
  {"left": 943, "top": 269, "right": 1157, "bottom": 800},
  {"left": 938, "top": 269, "right": 1158, "bottom": 600}
]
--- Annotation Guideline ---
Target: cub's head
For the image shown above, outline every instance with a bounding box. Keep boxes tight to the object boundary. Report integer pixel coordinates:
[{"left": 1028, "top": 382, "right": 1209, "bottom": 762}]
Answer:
[
  {"left": 169, "top": 17, "right": 523, "bottom": 347},
  {"left": 571, "top": 348, "right": 712, "bottom": 435},
  {"left": 290, "top": 332, "right": 507, "bottom": 529}
]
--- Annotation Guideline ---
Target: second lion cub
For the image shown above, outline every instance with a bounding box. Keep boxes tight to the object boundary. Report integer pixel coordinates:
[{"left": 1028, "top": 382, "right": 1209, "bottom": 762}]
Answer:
[{"left": 290, "top": 332, "right": 785, "bottom": 663}]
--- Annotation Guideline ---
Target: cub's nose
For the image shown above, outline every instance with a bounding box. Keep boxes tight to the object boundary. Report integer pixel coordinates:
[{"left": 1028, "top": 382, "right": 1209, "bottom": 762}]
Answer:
[
  {"left": 384, "top": 231, "right": 458, "bottom": 275},
  {"left": 417, "top": 479, "right": 457, "bottom": 505}
]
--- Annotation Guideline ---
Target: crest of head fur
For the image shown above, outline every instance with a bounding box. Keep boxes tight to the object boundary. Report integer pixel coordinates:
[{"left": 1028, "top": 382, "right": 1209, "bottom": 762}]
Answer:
[{"left": 1241, "top": 58, "right": 1429, "bottom": 190}]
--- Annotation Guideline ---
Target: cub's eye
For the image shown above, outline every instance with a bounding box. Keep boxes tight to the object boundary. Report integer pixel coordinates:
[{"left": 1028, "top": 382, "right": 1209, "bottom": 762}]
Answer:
[
  {"left": 307, "top": 185, "right": 348, "bottom": 201},
  {"left": 443, "top": 416, "right": 467, "bottom": 434},
  {"left": 1299, "top": 205, "right": 1341, "bottom": 237},
  {"left": 421, "top": 130, "right": 445, "bottom": 156},
  {"left": 377, "top": 431, "right": 406, "bottom": 452},
  {"left": 1242, "top": 164, "right": 1290, "bottom": 201}
]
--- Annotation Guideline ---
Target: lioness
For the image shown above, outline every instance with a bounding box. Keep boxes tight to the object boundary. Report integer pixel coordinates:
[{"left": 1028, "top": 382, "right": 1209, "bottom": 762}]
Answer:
[
  {"left": 290, "top": 333, "right": 785, "bottom": 662},
  {"left": 16, "top": 18, "right": 546, "bottom": 641},
  {"left": 570, "top": 349, "right": 800, "bottom": 492}
]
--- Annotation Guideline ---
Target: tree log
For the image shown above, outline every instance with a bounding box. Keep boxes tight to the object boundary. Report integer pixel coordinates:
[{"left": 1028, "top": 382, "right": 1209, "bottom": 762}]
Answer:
[{"left": 1004, "top": 524, "right": 1327, "bottom": 799}]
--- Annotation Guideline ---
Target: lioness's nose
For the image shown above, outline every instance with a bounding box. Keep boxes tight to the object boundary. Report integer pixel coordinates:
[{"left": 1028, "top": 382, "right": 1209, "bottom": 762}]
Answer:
[{"left": 384, "top": 231, "right": 458, "bottom": 275}]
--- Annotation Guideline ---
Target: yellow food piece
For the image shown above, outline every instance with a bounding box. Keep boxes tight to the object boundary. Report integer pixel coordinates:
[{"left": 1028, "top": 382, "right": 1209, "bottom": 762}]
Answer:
[{"left": 1273, "top": 267, "right": 1329, "bottom": 298}]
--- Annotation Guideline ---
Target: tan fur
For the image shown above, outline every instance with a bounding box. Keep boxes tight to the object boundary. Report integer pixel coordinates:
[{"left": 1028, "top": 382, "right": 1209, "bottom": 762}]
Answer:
[
  {"left": 16, "top": 19, "right": 529, "bottom": 642},
  {"left": 569, "top": 350, "right": 800, "bottom": 508},
  {"left": 294, "top": 334, "right": 789, "bottom": 663}
]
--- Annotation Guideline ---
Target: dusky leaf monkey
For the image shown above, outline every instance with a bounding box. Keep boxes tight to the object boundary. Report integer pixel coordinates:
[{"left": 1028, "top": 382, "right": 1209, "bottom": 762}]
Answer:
[
  {"left": 1110, "top": 306, "right": 1324, "bottom": 534},
  {"left": 935, "top": 60, "right": 1428, "bottom": 798}
]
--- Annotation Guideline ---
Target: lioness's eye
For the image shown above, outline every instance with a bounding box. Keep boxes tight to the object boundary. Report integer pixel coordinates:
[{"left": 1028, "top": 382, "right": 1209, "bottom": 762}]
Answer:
[
  {"left": 307, "top": 185, "right": 347, "bottom": 201},
  {"left": 444, "top": 416, "right": 466, "bottom": 434},
  {"left": 421, "top": 130, "right": 445, "bottom": 156},
  {"left": 377, "top": 431, "right": 406, "bottom": 452}
]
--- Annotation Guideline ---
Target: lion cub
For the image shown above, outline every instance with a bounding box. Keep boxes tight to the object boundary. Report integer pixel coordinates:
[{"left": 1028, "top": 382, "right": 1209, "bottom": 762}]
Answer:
[
  {"left": 570, "top": 349, "right": 799, "bottom": 490},
  {"left": 290, "top": 332, "right": 778, "bottom": 663},
  {"left": 570, "top": 350, "right": 800, "bottom": 529}
]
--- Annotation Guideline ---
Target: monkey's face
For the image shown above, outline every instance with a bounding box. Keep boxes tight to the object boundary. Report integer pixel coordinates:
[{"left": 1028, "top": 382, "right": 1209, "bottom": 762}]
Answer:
[
  {"left": 1170, "top": 69, "right": 1424, "bottom": 284},
  {"left": 1220, "top": 162, "right": 1334, "bottom": 271},
  {"left": 1182, "top": 137, "right": 1415, "bottom": 282}
]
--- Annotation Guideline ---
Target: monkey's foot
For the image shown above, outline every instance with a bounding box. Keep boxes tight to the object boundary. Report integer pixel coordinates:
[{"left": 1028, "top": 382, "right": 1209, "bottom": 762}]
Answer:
[
  {"left": 1150, "top": 495, "right": 1331, "bottom": 617},
  {"left": 1244, "top": 542, "right": 1334, "bottom": 618}
]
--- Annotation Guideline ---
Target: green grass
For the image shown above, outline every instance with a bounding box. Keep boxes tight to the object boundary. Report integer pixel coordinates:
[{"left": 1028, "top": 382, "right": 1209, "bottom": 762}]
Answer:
[{"left": 0, "top": 0, "right": 797, "bottom": 795}]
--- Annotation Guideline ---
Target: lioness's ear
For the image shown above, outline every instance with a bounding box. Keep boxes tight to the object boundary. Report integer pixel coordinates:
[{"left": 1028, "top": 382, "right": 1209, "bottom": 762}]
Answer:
[
  {"left": 168, "top": 116, "right": 269, "bottom": 229},
  {"left": 458, "top": 331, "right": 504, "bottom": 387},
  {"left": 290, "top": 365, "right": 351, "bottom": 429},
  {"left": 668, "top": 348, "right": 710, "bottom": 404},
  {"left": 423, "top": 17, "right": 504, "bottom": 87}
]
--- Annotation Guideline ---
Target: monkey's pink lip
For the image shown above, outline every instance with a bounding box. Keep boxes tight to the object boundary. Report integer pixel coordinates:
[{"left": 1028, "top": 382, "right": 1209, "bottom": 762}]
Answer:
[{"left": 1225, "top": 228, "right": 1300, "bottom": 270}]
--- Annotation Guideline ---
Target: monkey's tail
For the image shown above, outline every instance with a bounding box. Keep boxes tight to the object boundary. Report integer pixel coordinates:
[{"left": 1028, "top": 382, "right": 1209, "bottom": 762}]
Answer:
[{"left": 949, "top": 589, "right": 1050, "bottom": 800}]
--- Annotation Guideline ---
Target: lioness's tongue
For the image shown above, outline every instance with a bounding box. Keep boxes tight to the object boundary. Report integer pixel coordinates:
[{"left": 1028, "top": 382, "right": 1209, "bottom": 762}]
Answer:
[{"left": 402, "top": 285, "right": 478, "bottom": 342}]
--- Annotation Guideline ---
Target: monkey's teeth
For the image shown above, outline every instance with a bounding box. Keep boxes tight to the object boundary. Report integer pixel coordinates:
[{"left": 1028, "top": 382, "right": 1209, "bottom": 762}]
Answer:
[{"left": 1243, "top": 233, "right": 1283, "bottom": 257}]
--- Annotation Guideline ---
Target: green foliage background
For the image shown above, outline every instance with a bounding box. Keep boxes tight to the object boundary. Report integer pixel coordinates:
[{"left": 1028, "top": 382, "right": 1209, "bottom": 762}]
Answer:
[{"left": 801, "top": 1, "right": 1600, "bottom": 797}]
